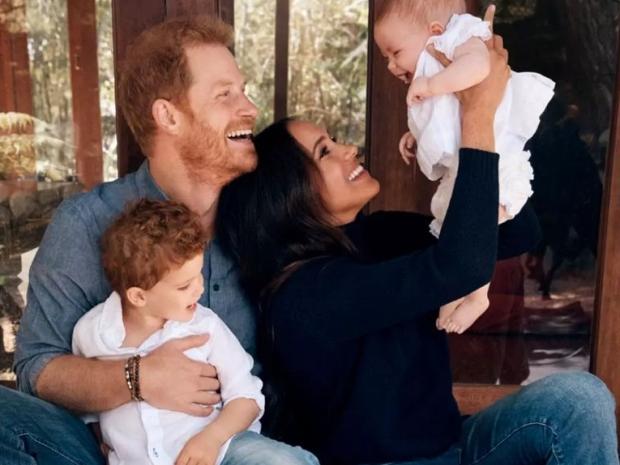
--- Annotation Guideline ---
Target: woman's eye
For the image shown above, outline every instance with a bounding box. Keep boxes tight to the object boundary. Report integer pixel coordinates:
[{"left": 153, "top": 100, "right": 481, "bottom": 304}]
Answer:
[
  {"left": 319, "top": 146, "right": 330, "bottom": 158},
  {"left": 394, "top": 50, "right": 401, "bottom": 57}
]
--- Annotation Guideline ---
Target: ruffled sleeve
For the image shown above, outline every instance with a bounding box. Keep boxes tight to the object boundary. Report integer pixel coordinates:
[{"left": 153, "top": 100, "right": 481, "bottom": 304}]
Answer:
[{"left": 429, "top": 13, "right": 491, "bottom": 59}]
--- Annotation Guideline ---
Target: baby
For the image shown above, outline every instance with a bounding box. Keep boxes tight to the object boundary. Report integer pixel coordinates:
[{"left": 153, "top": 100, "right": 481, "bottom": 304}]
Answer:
[
  {"left": 72, "top": 199, "right": 317, "bottom": 465},
  {"left": 374, "top": 0, "right": 554, "bottom": 334}
]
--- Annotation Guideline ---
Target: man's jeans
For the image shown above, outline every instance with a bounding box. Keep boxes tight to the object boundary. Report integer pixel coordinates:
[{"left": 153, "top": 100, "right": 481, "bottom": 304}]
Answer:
[
  {"left": 0, "top": 389, "right": 318, "bottom": 465},
  {"left": 1, "top": 372, "right": 617, "bottom": 465}
]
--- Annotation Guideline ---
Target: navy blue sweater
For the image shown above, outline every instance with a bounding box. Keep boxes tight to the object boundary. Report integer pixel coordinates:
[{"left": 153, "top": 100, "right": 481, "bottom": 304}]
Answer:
[{"left": 264, "top": 149, "right": 540, "bottom": 465}]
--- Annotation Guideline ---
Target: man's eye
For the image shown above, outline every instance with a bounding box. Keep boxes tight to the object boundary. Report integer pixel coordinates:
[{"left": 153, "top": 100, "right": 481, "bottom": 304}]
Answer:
[
  {"left": 217, "top": 90, "right": 230, "bottom": 98},
  {"left": 394, "top": 50, "right": 401, "bottom": 57}
]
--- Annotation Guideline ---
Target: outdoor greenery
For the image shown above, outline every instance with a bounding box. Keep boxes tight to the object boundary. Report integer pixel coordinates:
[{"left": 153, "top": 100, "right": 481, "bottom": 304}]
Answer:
[{"left": 236, "top": 0, "right": 369, "bottom": 147}]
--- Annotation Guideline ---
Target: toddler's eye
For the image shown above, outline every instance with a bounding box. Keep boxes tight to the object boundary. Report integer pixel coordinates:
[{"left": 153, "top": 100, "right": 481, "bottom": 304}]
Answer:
[{"left": 178, "top": 284, "right": 190, "bottom": 291}]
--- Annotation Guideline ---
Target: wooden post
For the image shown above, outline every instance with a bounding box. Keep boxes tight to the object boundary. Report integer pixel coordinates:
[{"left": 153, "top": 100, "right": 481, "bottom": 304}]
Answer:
[
  {"left": 274, "top": 0, "right": 289, "bottom": 122},
  {"left": 366, "top": 0, "right": 436, "bottom": 214},
  {"left": 591, "top": 27, "right": 620, "bottom": 440},
  {"left": 67, "top": 0, "right": 103, "bottom": 190}
]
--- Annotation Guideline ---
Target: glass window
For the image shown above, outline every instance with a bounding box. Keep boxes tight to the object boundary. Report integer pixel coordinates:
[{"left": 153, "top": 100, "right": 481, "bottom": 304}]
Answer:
[
  {"left": 235, "top": 0, "right": 369, "bottom": 147},
  {"left": 449, "top": 0, "right": 618, "bottom": 385},
  {"left": 0, "top": 0, "right": 115, "bottom": 382}
]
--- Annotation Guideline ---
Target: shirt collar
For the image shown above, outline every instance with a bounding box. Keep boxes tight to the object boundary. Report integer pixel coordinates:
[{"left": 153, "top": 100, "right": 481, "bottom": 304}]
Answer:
[
  {"left": 135, "top": 161, "right": 169, "bottom": 201},
  {"left": 99, "top": 291, "right": 127, "bottom": 349}
]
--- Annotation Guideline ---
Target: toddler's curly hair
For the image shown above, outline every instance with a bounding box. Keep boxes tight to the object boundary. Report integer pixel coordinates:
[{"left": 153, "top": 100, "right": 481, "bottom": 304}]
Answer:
[{"left": 102, "top": 199, "right": 207, "bottom": 295}]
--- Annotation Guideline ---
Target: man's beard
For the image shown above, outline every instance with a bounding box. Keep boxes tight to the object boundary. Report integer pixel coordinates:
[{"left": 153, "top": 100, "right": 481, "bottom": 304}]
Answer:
[{"left": 177, "top": 118, "right": 256, "bottom": 185}]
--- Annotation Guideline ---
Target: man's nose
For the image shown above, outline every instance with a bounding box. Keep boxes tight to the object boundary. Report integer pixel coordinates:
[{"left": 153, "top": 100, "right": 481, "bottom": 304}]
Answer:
[{"left": 239, "top": 93, "right": 259, "bottom": 119}]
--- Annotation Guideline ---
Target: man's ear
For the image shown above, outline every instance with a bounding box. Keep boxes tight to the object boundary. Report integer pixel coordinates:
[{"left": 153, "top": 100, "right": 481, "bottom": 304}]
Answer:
[
  {"left": 152, "top": 98, "right": 184, "bottom": 136},
  {"left": 429, "top": 21, "right": 445, "bottom": 36},
  {"left": 126, "top": 287, "right": 147, "bottom": 307}
]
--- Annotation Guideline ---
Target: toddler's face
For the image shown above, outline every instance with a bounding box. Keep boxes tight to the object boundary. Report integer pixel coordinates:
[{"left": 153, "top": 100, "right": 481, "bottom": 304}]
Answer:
[
  {"left": 142, "top": 253, "right": 205, "bottom": 323},
  {"left": 374, "top": 13, "right": 429, "bottom": 84}
]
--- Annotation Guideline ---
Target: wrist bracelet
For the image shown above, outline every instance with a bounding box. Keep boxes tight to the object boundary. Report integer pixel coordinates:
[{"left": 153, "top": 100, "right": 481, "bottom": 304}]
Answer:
[{"left": 124, "top": 355, "right": 144, "bottom": 402}]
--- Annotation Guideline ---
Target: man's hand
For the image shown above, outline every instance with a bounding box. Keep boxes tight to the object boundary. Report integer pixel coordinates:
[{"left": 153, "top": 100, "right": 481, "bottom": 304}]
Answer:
[
  {"left": 406, "top": 77, "right": 434, "bottom": 104},
  {"left": 140, "top": 334, "right": 222, "bottom": 417},
  {"left": 398, "top": 131, "right": 417, "bottom": 165},
  {"left": 175, "top": 430, "right": 222, "bottom": 465}
]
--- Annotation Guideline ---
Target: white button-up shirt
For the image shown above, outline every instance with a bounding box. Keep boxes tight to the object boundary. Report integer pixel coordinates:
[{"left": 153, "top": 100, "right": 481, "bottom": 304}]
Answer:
[{"left": 72, "top": 292, "right": 265, "bottom": 465}]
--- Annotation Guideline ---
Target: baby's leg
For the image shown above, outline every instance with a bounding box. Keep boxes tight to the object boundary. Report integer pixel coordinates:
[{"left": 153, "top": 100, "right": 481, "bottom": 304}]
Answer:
[
  {"left": 437, "top": 297, "right": 465, "bottom": 330},
  {"left": 444, "top": 283, "right": 490, "bottom": 334}
]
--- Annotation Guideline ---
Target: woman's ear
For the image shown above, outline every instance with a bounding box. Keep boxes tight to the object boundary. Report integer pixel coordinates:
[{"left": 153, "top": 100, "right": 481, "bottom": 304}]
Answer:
[
  {"left": 429, "top": 21, "right": 445, "bottom": 36},
  {"left": 152, "top": 98, "right": 183, "bottom": 136},
  {"left": 126, "top": 287, "right": 147, "bottom": 307}
]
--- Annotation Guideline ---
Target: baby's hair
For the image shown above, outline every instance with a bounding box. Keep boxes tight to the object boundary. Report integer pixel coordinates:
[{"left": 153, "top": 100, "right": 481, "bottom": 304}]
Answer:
[
  {"left": 376, "top": 0, "right": 466, "bottom": 26},
  {"left": 101, "top": 199, "right": 207, "bottom": 295}
]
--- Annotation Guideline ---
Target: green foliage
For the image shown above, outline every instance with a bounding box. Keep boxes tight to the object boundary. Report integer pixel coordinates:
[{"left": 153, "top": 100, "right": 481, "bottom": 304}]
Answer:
[{"left": 236, "top": 0, "right": 369, "bottom": 147}]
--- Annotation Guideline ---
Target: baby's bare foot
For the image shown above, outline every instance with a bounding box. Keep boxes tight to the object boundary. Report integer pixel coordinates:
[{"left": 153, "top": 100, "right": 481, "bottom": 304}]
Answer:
[
  {"left": 444, "top": 295, "right": 489, "bottom": 334},
  {"left": 437, "top": 298, "right": 464, "bottom": 330}
]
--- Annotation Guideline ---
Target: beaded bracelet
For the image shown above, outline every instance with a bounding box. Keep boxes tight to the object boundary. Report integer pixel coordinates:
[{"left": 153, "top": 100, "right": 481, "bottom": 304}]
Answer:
[{"left": 124, "top": 355, "right": 144, "bottom": 401}]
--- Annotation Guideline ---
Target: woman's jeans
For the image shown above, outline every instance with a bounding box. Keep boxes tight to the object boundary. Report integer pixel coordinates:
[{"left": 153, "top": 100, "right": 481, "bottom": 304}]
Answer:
[
  {"left": 376, "top": 372, "right": 620, "bottom": 465},
  {"left": 0, "top": 372, "right": 618, "bottom": 465}
]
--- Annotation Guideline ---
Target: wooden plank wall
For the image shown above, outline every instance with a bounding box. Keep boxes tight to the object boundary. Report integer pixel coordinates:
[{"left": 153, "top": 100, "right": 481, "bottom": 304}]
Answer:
[{"left": 112, "top": 0, "right": 233, "bottom": 175}]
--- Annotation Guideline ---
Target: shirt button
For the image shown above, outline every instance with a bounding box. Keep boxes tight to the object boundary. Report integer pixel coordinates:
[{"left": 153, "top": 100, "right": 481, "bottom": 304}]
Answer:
[{"left": 213, "top": 283, "right": 220, "bottom": 291}]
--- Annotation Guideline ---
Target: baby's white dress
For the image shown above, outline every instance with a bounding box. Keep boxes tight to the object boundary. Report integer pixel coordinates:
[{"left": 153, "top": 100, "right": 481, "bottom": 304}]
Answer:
[{"left": 407, "top": 13, "right": 555, "bottom": 237}]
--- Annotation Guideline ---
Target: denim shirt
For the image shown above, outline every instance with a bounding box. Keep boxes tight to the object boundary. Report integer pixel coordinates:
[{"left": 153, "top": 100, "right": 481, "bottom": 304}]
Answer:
[{"left": 14, "top": 162, "right": 257, "bottom": 396}]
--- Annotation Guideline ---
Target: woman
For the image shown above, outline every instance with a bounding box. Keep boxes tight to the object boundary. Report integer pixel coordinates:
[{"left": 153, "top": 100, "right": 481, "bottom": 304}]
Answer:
[{"left": 216, "top": 36, "right": 618, "bottom": 465}]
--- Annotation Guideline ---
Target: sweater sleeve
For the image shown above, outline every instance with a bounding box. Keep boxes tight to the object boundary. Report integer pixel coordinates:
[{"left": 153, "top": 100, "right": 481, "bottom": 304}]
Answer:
[{"left": 271, "top": 148, "right": 499, "bottom": 343}]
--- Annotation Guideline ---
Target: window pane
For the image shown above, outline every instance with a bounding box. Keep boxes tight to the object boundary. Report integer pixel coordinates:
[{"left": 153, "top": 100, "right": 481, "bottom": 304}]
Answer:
[
  {"left": 0, "top": 0, "right": 115, "bottom": 382},
  {"left": 449, "top": 0, "right": 618, "bottom": 385},
  {"left": 288, "top": 0, "right": 368, "bottom": 147},
  {"left": 234, "top": 0, "right": 276, "bottom": 132}
]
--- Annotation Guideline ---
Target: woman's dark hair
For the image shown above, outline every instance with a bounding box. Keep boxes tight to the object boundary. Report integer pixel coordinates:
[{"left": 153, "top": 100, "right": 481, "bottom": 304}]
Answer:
[{"left": 217, "top": 118, "right": 356, "bottom": 302}]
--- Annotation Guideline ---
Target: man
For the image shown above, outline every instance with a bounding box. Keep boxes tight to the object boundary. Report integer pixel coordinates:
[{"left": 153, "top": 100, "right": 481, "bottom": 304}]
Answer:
[{"left": 0, "top": 16, "right": 284, "bottom": 465}]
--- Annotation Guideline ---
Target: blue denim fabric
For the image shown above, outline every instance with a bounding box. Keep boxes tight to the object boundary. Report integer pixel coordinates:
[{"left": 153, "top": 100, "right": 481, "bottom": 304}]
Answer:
[
  {"left": 222, "top": 431, "right": 319, "bottom": 465},
  {"left": 0, "top": 388, "right": 319, "bottom": 465},
  {"left": 13, "top": 162, "right": 257, "bottom": 395},
  {"left": 0, "top": 386, "right": 105, "bottom": 465},
  {"left": 368, "top": 372, "right": 619, "bottom": 465}
]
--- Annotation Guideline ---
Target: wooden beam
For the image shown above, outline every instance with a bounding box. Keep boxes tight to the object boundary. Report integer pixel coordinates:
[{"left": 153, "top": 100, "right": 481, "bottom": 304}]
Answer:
[
  {"left": 366, "top": 0, "right": 436, "bottom": 214},
  {"left": 112, "top": 0, "right": 166, "bottom": 176},
  {"left": 67, "top": 0, "right": 103, "bottom": 190},
  {"left": 218, "top": 0, "right": 234, "bottom": 28},
  {"left": 453, "top": 384, "right": 519, "bottom": 415},
  {"left": 591, "top": 26, "right": 620, "bottom": 439},
  {"left": 0, "top": 27, "right": 14, "bottom": 112},
  {"left": 274, "top": 0, "right": 289, "bottom": 122},
  {"left": 165, "top": 0, "right": 217, "bottom": 18},
  {"left": 9, "top": 32, "right": 32, "bottom": 114}
]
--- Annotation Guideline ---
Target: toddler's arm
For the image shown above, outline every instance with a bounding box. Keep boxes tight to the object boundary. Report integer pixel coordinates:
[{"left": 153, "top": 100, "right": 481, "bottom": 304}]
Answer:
[
  {"left": 175, "top": 398, "right": 260, "bottom": 465},
  {"left": 408, "top": 38, "right": 491, "bottom": 103}
]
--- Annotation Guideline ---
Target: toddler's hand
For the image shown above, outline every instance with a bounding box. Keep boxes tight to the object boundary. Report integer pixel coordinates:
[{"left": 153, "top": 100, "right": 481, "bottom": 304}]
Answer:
[
  {"left": 407, "top": 77, "right": 433, "bottom": 105},
  {"left": 398, "top": 132, "right": 417, "bottom": 165},
  {"left": 175, "top": 431, "right": 221, "bottom": 465}
]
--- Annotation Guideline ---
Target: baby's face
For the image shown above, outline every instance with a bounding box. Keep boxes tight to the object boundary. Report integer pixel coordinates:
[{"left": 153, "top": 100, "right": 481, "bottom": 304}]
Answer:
[{"left": 374, "top": 13, "right": 429, "bottom": 84}]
